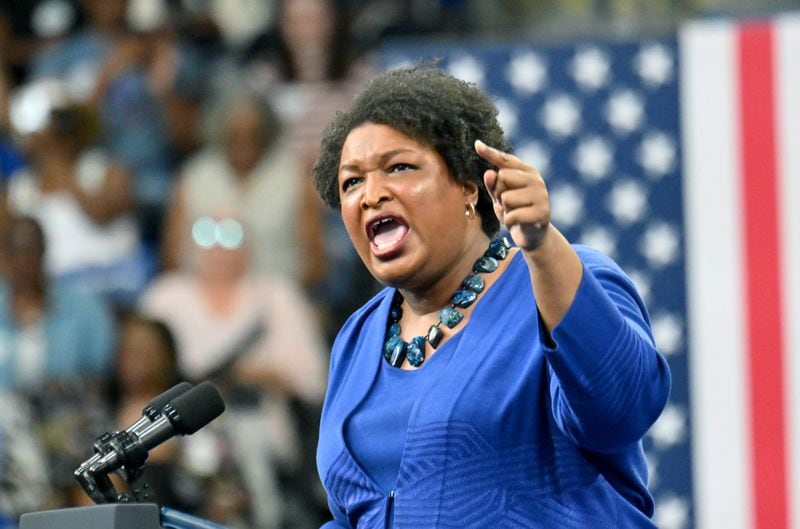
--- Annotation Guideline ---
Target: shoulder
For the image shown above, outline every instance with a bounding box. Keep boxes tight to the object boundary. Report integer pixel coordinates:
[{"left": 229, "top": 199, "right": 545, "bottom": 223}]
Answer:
[
  {"left": 570, "top": 244, "right": 651, "bottom": 324},
  {"left": 572, "top": 244, "right": 638, "bottom": 286},
  {"left": 572, "top": 244, "right": 624, "bottom": 272}
]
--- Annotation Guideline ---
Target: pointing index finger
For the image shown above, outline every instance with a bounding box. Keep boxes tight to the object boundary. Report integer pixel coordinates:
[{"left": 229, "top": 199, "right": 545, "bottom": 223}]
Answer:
[{"left": 474, "top": 139, "right": 525, "bottom": 170}]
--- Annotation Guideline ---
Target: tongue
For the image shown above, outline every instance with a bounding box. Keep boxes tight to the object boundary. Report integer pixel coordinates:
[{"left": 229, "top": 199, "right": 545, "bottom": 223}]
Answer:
[{"left": 373, "top": 223, "right": 407, "bottom": 247}]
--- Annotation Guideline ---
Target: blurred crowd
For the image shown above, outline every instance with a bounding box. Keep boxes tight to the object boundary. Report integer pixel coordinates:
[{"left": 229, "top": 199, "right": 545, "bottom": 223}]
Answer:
[{"left": 0, "top": 0, "right": 431, "bottom": 527}]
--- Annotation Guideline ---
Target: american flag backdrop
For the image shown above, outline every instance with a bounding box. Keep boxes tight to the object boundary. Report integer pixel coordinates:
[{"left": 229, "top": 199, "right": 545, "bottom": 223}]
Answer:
[{"left": 379, "top": 12, "right": 800, "bottom": 529}]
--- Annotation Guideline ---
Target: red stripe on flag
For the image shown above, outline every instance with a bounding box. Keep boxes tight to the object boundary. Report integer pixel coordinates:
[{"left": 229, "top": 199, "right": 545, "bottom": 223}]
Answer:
[{"left": 737, "top": 21, "right": 788, "bottom": 529}]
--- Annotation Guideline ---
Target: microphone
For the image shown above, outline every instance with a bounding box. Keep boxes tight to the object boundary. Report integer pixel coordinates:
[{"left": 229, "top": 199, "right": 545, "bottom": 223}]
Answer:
[
  {"left": 127, "top": 381, "right": 195, "bottom": 435},
  {"left": 87, "top": 381, "right": 225, "bottom": 477},
  {"left": 76, "top": 382, "right": 194, "bottom": 475}
]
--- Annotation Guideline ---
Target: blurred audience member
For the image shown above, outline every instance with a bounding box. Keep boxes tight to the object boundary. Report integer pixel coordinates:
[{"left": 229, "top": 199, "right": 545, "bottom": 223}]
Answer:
[
  {"left": 140, "top": 213, "right": 328, "bottom": 528},
  {"left": 107, "top": 312, "right": 205, "bottom": 513},
  {"left": 206, "top": 0, "right": 276, "bottom": 53},
  {"left": 0, "top": 1, "right": 80, "bottom": 83},
  {"left": 237, "top": 0, "right": 381, "bottom": 340},
  {"left": 0, "top": 215, "right": 116, "bottom": 392},
  {"left": 244, "top": 0, "right": 372, "bottom": 163},
  {"left": 28, "top": 0, "right": 176, "bottom": 246},
  {"left": 0, "top": 215, "right": 117, "bottom": 506},
  {"left": 0, "top": 393, "right": 52, "bottom": 518},
  {"left": 161, "top": 90, "right": 304, "bottom": 283},
  {"left": 4, "top": 102, "right": 150, "bottom": 304}
]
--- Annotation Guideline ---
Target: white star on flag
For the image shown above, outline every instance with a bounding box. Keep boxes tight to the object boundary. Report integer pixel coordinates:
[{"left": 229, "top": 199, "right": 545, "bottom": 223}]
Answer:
[
  {"left": 447, "top": 54, "right": 485, "bottom": 86},
  {"left": 626, "top": 269, "right": 652, "bottom": 304},
  {"left": 515, "top": 140, "right": 551, "bottom": 176},
  {"left": 651, "top": 312, "right": 684, "bottom": 356},
  {"left": 648, "top": 404, "right": 687, "bottom": 449},
  {"left": 573, "top": 136, "right": 614, "bottom": 181},
  {"left": 638, "top": 131, "right": 676, "bottom": 177},
  {"left": 607, "top": 179, "right": 648, "bottom": 225},
  {"left": 635, "top": 43, "right": 674, "bottom": 87},
  {"left": 506, "top": 51, "right": 547, "bottom": 95},
  {"left": 541, "top": 93, "right": 581, "bottom": 138},
  {"left": 579, "top": 226, "right": 617, "bottom": 258},
  {"left": 548, "top": 183, "right": 584, "bottom": 228},
  {"left": 494, "top": 97, "right": 519, "bottom": 137},
  {"left": 640, "top": 221, "right": 680, "bottom": 268},
  {"left": 571, "top": 46, "right": 611, "bottom": 90},
  {"left": 606, "top": 89, "right": 645, "bottom": 134},
  {"left": 653, "top": 495, "right": 690, "bottom": 529}
]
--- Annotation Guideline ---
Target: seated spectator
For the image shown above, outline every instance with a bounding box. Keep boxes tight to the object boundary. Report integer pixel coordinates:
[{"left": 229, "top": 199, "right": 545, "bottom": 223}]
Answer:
[
  {"left": 4, "top": 102, "right": 151, "bottom": 304},
  {"left": 106, "top": 312, "right": 205, "bottom": 513},
  {"left": 29, "top": 0, "right": 178, "bottom": 246},
  {"left": 242, "top": 0, "right": 373, "bottom": 163},
  {"left": 0, "top": 215, "right": 117, "bottom": 507},
  {"left": 0, "top": 215, "right": 117, "bottom": 392},
  {"left": 235, "top": 0, "right": 381, "bottom": 339},
  {"left": 140, "top": 213, "right": 327, "bottom": 528},
  {"left": 161, "top": 90, "right": 304, "bottom": 283}
]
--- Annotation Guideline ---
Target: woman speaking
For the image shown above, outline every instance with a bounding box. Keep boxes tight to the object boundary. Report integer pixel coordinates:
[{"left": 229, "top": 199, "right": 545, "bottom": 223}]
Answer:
[{"left": 311, "top": 65, "right": 671, "bottom": 528}]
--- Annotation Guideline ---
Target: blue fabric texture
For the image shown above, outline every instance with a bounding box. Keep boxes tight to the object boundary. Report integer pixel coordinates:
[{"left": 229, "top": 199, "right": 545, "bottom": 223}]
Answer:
[
  {"left": 346, "top": 333, "right": 464, "bottom": 490},
  {"left": 317, "top": 246, "right": 671, "bottom": 528}
]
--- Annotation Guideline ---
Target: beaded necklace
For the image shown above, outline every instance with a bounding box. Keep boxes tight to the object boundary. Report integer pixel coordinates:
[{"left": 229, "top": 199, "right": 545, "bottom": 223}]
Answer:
[{"left": 383, "top": 237, "right": 512, "bottom": 368}]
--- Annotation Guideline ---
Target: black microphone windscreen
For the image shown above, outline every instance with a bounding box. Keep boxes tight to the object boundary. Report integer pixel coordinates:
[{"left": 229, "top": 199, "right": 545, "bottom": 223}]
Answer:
[
  {"left": 147, "top": 381, "right": 193, "bottom": 411},
  {"left": 166, "top": 381, "right": 226, "bottom": 435}
]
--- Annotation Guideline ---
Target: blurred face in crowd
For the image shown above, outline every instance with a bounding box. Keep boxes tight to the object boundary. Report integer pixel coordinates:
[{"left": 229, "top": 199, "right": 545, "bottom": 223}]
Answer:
[
  {"left": 224, "top": 103, "right": 266, "bottom": 177},
  {"left": 82, "top": 0, "right": 129, "bottom": 33},
  {"left": 190, "top": 215, "right": 250, "bottom": 283},
  {"left": 117, "top": 318, "right": 175, "bottom": 393},
  {"left": 280, "top": 0, "right": 335, "bottom": 53}
]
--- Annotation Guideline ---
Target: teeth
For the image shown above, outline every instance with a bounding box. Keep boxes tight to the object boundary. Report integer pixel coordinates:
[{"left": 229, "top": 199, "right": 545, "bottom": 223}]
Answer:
[{"left": 376, "top": 237, "right": 402, "bottom": 250}]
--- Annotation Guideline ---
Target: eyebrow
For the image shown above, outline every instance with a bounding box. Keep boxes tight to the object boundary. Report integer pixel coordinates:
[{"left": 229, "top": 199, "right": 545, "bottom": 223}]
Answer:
[{"left": 339, "top": 149, "right": 415, "bottom": 175}]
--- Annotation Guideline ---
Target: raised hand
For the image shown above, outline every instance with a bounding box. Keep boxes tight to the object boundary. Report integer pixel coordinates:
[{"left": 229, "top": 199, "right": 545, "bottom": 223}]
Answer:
[{"left": 475, "top": 139, "right": 551, "bottom": 252}]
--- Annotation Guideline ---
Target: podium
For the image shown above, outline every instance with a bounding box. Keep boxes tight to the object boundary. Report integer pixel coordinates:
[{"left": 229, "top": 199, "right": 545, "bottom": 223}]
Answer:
[{"left": 19, "top": 504, "right": 228, "bottom": 529}]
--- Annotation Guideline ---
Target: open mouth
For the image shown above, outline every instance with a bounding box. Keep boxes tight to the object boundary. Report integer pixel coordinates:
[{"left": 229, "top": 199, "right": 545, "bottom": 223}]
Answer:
[{"left": 367, "top": 215, "right": 409, "bottom": 254}]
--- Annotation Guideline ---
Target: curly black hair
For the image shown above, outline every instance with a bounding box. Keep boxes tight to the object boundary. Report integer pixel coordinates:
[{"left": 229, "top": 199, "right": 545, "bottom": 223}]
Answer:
[{"left": 312, "top": 64, "right": 511, "bottom": 237}]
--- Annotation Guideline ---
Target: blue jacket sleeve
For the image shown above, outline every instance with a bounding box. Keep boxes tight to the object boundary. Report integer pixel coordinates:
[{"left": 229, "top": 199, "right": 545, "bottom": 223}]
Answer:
[{"left": 543, "top": 252, "right": 671, "bottom": 452}]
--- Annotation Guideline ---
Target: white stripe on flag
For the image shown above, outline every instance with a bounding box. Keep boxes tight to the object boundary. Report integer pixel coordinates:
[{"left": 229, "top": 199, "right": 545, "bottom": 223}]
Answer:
[
  {"left": 777, "top": 15, "right": 800, "bottom": 529},
  {"left": 680, "top": 20, "right": 752, "bottom": 529}
]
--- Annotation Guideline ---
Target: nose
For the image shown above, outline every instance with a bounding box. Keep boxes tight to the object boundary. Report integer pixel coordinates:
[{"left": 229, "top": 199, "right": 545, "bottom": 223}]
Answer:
[{"left": 360, "top": 172, "right": 391, "bottom": 210}]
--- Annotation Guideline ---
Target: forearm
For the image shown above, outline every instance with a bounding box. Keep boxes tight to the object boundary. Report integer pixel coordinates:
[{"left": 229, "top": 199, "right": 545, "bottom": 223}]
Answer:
[{"left": 523, "top": 225, "right": 583, "bottom": 331}]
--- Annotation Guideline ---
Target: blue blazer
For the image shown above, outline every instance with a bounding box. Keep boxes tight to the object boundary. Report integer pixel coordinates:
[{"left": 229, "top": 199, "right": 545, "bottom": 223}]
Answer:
[{"left": 317, "top": 247, "right": 671, "bottom": 528}]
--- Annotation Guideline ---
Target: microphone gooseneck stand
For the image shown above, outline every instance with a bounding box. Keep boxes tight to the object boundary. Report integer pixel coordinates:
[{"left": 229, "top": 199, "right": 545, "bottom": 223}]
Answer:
[{"left": 20, "top": 382, "right": 229, "bottom": 529}]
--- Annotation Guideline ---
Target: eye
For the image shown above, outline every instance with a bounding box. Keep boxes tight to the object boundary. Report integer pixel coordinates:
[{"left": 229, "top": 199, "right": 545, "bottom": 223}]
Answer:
[
  {"left": 341, "top": 176, "right": 362, "bottom": 192},
  {"left": 388, "top": 163, "right": 415, "bottom": 173}
]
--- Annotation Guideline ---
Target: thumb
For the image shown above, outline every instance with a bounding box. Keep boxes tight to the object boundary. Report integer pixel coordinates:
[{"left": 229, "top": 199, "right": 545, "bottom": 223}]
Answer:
[{"left": 483, "top": 169, "right": 498, "bottom": 203}]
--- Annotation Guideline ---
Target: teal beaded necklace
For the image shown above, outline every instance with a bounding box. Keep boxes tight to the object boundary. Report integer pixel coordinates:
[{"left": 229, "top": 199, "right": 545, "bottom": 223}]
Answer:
[{"left": 383, "top": 237, "right": 512, "bottom": 368}]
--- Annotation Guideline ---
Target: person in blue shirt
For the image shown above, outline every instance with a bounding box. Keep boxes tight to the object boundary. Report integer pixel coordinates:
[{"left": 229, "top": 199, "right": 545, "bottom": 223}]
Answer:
[
  {"left": 310, "top": 65, "right": 671, "bottom": 528},
  {"left": 0, "top": 215, "right": 116, "bottom": 392}
]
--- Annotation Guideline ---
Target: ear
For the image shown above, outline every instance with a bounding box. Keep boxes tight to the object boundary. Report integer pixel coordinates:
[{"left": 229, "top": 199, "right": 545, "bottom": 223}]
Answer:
[{"left": 462, "top": 181, "right": 479, "bottom": 203}]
